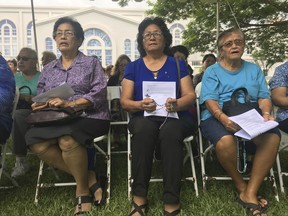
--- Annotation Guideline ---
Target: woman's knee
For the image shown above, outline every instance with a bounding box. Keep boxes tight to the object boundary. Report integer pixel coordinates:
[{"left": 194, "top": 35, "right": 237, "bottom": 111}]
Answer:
[
  {"left": 58, "top": 135, "right": 80, "bottom": 152},
  {"left": 215, "top": 135, "right": 236, "bottom": 152},
  {"left": 30, "top": 139, "right": 56, "bottom": 155}
]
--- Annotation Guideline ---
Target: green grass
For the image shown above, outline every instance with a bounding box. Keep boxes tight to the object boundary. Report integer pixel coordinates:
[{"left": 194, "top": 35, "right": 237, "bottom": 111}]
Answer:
[{"left": 1, "top": 139, "right": 288, "bottom": 216}]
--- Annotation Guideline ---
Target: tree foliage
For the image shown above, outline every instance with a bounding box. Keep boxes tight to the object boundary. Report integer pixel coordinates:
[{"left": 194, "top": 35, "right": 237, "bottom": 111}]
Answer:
[{"left": 119, "top": 0, "right": 288, "bottom": 73}]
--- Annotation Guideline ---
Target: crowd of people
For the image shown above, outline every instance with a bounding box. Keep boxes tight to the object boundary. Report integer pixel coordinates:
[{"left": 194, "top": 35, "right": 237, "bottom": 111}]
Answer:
[{"left": 0, "top": 15, "right": 287, "bottom": 216}]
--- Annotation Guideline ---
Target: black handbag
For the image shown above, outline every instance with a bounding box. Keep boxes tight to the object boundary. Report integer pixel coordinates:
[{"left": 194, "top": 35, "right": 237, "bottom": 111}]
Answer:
[
  {"left": 26, "top": 107, "right": 84, "bottom": 126},
  {"left": 17, "top": 86, "right": 33, "bottom": 110},
  {"left": 222, "top": 87, "right": 261, "bottom": 116}
]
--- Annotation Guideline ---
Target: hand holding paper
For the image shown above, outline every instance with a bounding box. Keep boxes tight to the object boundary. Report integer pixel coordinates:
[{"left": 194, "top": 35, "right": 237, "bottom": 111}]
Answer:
[
  {"left": 228, "top": 109, "right": 279, "bottom": 140},
  {"left": 32, "top": 83, "right": 75, "bottom": 103}
]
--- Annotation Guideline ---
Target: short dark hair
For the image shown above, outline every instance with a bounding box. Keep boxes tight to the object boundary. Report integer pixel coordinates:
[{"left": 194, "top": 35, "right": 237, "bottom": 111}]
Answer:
[
  {"left": 170, "top": 45, "right": 189, "bottom": 59},
  {"left": 202, "top": 53, "right": 216, "bottom": 63},
  {"left": 7, "top": 59, "right": 17, "bottom": 67},
  {"left": 53, "top": 16, "right": 84, "bottom": 45},
  {"left": 137, "top": 17, "right": 172, "bottom": 57},
  {"left": 217, "top": 28, "right": 245, "bottom": 50}
]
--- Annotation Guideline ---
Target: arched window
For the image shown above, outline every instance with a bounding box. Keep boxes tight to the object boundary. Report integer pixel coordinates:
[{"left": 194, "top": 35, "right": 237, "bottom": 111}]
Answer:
[
  {"left": 27, "top": 21, "right": 33, "bottom": 48},
  {"left": 169, "top": 23, "right": 185, "bottom": 46},
  {"left": 134, "top": 40, "right": 140, "bottom": 60},
  {"left": 124, "top": 39, "right": 131, "bottom": 58},
  {"left": 0, "top": 19, "right": 17, "bottom": 57},
  {"left": 45, "top": 37, "right": 54, "bottom": 52},
  {"left": 82, "top": 28, "right": 112, "bottom": 66}
]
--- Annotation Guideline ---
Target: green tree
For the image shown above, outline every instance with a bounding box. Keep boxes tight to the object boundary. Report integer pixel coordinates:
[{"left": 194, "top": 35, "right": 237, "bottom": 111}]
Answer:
[{"left": 119, "top": 0, "right": 288, "bottom": 74}]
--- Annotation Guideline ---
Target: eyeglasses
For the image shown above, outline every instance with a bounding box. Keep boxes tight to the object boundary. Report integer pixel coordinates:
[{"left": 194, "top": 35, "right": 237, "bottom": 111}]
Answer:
[
  {"left": 221, "top": 39, "right": 244, "bottom": 49},
  {"left": 17, "top": 56, "right": 34, "bottom": 61},
  {"left": 142, "top": 32, "right": 162, "bottom": 41},
  {"left": 54, "top": 30, "right": 75, "bottom": 38}
]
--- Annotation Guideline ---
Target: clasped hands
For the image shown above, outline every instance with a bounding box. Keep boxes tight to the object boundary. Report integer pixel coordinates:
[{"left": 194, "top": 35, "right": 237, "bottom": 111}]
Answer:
[
  {"left": 31, "top": 97, "right": 66, "bottom": 111},
  {"left": 141, "top": 97, "right": 177, "bottom": 113}
]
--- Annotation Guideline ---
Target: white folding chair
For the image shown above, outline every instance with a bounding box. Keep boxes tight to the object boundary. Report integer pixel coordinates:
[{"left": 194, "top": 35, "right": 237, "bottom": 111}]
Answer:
[
  {"left": 196, "top": 85, "right": 279, "bottom": 201},
  {"left": 0, "top": 88, "right": 20, "bottom": 189},
  {"left": 275, "top": 141, "right": 288, "bottom": 194},
  {"left": 34, "top": 135, "right": 107, "bottom": 204}
]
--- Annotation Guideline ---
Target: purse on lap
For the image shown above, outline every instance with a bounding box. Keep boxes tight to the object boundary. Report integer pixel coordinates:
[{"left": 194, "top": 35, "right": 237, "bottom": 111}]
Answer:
[
  {"left": 222, "top": 87, "right": 261, "bottom": 116},
  {"left": 26, "top": 107, "right": 84, "bottom": 126}
]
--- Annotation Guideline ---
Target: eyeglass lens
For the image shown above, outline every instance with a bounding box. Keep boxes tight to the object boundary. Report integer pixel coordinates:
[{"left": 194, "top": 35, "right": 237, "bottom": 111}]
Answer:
[
  {"left": 17, "top": 56, "right": 32, "bottom": 61},
  {"left": 223, "top": 39, "right": 243, "bottom": 48}
]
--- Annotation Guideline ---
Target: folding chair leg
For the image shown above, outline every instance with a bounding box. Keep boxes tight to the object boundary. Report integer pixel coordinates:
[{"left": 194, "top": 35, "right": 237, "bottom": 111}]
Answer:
[
  {"left": 269, "top": 168, "right": 279, "bottom": 202},
  {"left": 183, "top": 136, "right": 199, "bottom": 197},
  {"left": 34, "top": 160, "right": 44, "bottom": 204}
]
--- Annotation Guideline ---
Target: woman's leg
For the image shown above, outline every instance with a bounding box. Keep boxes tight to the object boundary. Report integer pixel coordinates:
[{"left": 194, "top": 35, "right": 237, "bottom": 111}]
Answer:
[
  {"left": 240, "top": 133, "right": 280, "bottom": 204},
  {"left": 58, "top": 135, "right": 91, "bottom": 213},
  {"left": 128, "top": 116, "right": 159, "bottom": 214},
  {"left": 215, "top": 135, "right": 247, "bottom": 193},
  {"left": 159, "top": 119, "right": 188, "bottom": 213},
  {"left": 30, "top": 139, "right": 70, "bottom": 174}
]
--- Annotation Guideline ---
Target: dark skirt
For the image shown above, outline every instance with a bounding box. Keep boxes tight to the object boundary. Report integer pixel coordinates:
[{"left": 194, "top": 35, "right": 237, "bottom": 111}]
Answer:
[{"left": 25, "top": 117, "right": 110, "bottom": 146}]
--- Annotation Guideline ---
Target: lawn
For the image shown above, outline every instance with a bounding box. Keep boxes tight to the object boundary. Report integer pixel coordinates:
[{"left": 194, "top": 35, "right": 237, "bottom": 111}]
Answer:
[{"left": 1, "top": 139, "right": 288, "bottom": 216}]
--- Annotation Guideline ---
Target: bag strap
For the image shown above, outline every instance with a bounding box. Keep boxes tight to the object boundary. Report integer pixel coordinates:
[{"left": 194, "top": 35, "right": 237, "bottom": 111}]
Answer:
[
  {"left": 231, "top": 87, "right": 250, "bottom": 106},
  {"left": 175, "top": 58, "right": 181, "bottom": 98},
  {"left": 19, "top": 86, "right": 32, "bottom": 95}
]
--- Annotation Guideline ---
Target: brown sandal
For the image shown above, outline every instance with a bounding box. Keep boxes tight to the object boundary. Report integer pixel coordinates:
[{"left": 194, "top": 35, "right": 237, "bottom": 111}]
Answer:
[{"left": 74, "top": 196, "right": 92, "bottom": 215}]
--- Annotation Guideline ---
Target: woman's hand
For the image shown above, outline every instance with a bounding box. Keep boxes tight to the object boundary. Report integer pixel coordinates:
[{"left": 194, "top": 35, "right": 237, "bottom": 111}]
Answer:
[
  {"left": 263, "top": 113, "right": 274, "bottom": 121},
  {"left": 47, "top": 97, "right": 67, "bottom": 108},
  {"left": 219, "top": 114, "right": 241, "bottom": 132},
  {"left": 165, "top": 97, "right": 177, "bottom": 113},
  {"left": 31, "top": 102, "right": 48, "bottom": 111},
  {"left": 141, "top": 97, "right": 156, "bottom": 112}
]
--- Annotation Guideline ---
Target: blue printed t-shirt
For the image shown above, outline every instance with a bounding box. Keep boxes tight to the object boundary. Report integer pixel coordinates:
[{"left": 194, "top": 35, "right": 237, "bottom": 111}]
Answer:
[
  {"left": 200, "top": 60, "right": 269, "bottom": 121},
  {"left": 269, "top": 61, "right": 288, "bottom": 122},
  {"left": 124, "top": 56, "right": 191, "bottom": 118}
]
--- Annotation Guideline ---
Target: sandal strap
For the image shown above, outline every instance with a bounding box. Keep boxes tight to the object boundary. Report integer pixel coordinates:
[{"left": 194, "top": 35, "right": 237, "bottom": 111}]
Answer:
[
  {"left": 89, "top": 182, "right": 101, "bottom": 194},
  {"left": 164, "top": 208, "right": 181, "bottom": 216},
  {"left": 74, "top": 196, "right": 92, "bottom": 215},
  {"left": 129, "top": 201, "right": 147, "bottom": 216}
]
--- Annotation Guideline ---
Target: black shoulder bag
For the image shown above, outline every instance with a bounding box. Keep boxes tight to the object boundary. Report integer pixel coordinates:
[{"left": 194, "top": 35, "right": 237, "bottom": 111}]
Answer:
[
  {"left": 222, "top": 87, "right": 261, "bottom": 174},
  {"left": 17, "top": 86, "right": 33, "bottom": 110}
]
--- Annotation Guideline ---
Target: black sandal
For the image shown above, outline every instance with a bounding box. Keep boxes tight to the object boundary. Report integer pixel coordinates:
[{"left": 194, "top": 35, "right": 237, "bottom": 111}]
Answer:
[
  {"left": 129, "top": 201, "right": 148, "bottom": 216},
  {"left": 89, "top": 175, "right": 107, "bottom": 206},
  {"left": 237, "top": 196, "right": 264, "bottom": 216},
  {"left": 164, "top": 209, "right": 181, "bottom": 216},
  {"left": 74, "top": 195, "right": 92, "bottom": 215}
]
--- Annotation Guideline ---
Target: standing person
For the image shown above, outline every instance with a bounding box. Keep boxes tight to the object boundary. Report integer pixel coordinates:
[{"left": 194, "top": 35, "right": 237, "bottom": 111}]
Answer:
[
  {"left": 199, "top": 28, "right": 280, "bottom": 216},
  {"left": 0, "top": 54, "right": 15, "bottom": 146},
  {"left": 25, "top": 17, "right": 110, "bottom": 215},
  {"left": 107, "top": 54, "right": 131, "bottom": 86},
  {"left": 7, "top": 58, "right": 18, "bottom": 75},
  {"left": 41, "top": 51, "right": 56, "bottom": 67},
  {"left": 121, "top": 17, "right": 197, "bottom": 216},
  {"left": 192, "top": 53, "right": 216, "bottom": 88},
  {"left": 11, "top": 47, "right": 41, "bottom": 178}
]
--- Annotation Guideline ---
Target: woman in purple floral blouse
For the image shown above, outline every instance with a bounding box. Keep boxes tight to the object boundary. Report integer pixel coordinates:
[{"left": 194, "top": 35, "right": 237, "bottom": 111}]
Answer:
[{"left": 25, "top": 17, "right": 110, "bottom": 215}]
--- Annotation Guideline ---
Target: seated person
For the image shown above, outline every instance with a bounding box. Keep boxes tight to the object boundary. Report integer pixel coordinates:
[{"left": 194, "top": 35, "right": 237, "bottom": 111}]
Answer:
[
  {"left": 25, "top": 17, "right": 110, "bottom": 214},
  {"left": 41, "top": 50, "right": 56, "bottom": 67},
  {"left": 108, "top": 54, "right": 131, "bottom": 148},
  {"left": 170, "top": 45, "right": 194, "bottom": 78},
  {"left": 0, "top": 54, "right": 15, "bottom": 146},
  {"left": 121, "top": 17, "right": 197, "bottom": 216},
  {"left": 11, "top": 47, "right": 41, "bottom": 178},
  {"left": 193, "top": 53, "right": 216, "bottom": 89},
  {"left": 7, "top": 58, "right": 18, "bottom": 75},
  {"left": 200, "top": 27, "right": 280, "bottom": 216},
  {"left": 269, "top": 61, "right": 288, "bottom": 133}
]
